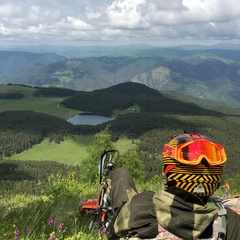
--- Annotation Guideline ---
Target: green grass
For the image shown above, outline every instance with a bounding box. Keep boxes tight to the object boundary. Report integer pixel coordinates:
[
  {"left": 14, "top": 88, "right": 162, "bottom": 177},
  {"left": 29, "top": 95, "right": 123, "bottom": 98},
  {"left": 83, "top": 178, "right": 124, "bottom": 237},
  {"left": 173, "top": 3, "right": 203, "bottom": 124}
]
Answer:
[
  {"left": 113, "top": 104, "right": 141, "bottom": 116},
  {"left": 0, "top": 176, "right": 100, "bottom": 240},
  {"left": 0, "top": 85, "right": 141, "bottom": 119},
  {"left": 114, "top": 138, "right": 139, "bottom": 151},
  {"left": 8, "top": 135, "right": 92, "bottom": 164},
  {"left": 8, "top": 136, "right": 138, "bottom": 164},
  {"left": 0, "top": 84, "right": 35, "bottom": 96},
  {"left": 0, "top": 85, "right": 80, "bottom": 119}
]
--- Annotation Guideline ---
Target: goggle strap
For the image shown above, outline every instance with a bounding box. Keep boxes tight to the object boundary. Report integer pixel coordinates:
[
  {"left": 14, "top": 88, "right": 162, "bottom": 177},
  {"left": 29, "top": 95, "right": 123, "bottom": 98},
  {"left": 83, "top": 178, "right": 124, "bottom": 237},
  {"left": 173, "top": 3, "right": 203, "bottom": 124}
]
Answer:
[
  {"left": 183, "top": 131, "right": 210, "bottom": 141},
  {"left": 189, "top": 132, "right": 207, "bottom": 140},
  {"left": 164, "top": 165, "right": 176, "bottom": 175}
]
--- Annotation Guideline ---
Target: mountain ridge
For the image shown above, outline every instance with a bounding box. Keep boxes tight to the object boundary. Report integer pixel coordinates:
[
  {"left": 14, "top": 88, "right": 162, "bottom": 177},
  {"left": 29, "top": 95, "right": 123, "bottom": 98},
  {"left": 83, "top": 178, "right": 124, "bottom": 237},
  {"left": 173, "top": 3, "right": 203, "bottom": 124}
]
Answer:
[
  {"left": 1, "top": 48, "right": 240, "bottom": 105},
  {"left": 0, "top": 51, "right": 67, "bottom": 75}
]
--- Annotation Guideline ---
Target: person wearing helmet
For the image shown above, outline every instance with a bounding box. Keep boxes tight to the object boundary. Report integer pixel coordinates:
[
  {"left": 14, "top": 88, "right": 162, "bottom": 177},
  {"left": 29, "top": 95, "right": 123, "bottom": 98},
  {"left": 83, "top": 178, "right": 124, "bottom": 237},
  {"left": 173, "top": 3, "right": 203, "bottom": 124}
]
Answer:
[{"left": 104, "top": 132, "right": 240, "bottom": 240}]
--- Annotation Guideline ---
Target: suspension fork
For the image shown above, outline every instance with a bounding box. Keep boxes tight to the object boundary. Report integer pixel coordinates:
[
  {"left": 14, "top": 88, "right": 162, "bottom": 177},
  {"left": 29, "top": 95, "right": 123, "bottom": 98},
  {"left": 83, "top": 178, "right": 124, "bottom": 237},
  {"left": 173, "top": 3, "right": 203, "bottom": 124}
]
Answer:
[{"left": 99, "top": 181, "right": 109, "bottom": 226}]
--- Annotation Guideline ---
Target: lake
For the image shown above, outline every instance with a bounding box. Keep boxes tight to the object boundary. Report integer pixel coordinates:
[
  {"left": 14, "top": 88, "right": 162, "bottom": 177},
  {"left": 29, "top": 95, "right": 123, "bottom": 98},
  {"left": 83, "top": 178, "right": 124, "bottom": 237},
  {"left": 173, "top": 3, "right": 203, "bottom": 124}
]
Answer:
[{"left": 67, "top": 114, "right": 115, "bottom": 125}]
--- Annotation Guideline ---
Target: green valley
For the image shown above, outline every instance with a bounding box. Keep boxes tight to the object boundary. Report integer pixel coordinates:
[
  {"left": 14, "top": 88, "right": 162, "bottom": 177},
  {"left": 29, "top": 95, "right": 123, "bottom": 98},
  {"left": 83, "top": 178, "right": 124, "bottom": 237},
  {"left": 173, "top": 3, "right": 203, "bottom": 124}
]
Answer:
[{"left": 1, "top": 83, "right": 240, "bottom": 239}]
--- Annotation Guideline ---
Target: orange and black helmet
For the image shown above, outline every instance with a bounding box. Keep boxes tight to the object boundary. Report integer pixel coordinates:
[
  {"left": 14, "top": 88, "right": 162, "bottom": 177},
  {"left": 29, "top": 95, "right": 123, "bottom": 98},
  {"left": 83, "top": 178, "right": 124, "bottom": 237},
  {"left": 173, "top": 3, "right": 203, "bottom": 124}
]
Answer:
[{"left": 162, "top": 132, "right": 227, "bottom": 197}]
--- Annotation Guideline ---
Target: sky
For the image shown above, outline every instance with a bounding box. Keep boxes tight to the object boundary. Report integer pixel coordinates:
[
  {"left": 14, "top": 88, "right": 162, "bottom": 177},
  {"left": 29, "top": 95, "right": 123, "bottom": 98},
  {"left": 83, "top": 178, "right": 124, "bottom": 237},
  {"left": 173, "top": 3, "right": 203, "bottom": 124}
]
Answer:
[{"left": 0, "top": 0, "right": 240, "bottom": 47}]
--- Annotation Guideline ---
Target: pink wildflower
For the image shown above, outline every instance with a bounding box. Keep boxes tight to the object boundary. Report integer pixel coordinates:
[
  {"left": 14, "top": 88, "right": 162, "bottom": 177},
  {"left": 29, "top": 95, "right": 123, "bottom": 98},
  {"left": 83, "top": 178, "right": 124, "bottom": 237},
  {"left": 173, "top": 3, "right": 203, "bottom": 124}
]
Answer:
[
  {"left": 15, "top": 229, "right": 20, "bottom": 240},
  {"left": 58, "top": 223, "right": 64, "bottom": 232},
  {"left": 48, "top": 216, "right": 54, "bottom": 226}
]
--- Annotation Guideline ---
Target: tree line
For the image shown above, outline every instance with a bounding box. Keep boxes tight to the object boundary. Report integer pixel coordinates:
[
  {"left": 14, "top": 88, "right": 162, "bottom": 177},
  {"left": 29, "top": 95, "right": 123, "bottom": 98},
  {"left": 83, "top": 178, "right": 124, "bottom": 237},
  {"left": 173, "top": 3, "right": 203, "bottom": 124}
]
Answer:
[
  {"left": 0, "top": 92, "right": 23, "bottom": 99},
  {"left": 0, "top": 111, "right": 73, "bottom": 158},
  {"left": 0, "top": 160, "right": 80, "bottom": 195},
  {"left": 1, "top": 109, "right": 240, "bottom": 180},
  {"left": 1, "top": 120, "right": 240, "bottom": 197}
]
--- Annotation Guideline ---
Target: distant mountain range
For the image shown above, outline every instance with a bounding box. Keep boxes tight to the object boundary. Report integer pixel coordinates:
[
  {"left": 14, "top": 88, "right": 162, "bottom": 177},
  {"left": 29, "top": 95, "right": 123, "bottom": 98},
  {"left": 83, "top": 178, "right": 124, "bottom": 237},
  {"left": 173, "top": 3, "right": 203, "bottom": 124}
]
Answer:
[
  {"left": 0, "top": 51, "right": 66, "bottom": 75},
  {"left": 1, "top": 47, "right": 240, "bottom": 105}
]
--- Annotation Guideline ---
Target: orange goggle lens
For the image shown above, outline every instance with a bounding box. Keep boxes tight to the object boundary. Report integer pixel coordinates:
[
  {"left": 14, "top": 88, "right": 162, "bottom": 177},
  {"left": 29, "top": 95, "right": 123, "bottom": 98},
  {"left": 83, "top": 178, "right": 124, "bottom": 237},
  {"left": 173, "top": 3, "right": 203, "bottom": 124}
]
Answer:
[{"left": 162, "top": 140, "right": 227, "bottom": 166}]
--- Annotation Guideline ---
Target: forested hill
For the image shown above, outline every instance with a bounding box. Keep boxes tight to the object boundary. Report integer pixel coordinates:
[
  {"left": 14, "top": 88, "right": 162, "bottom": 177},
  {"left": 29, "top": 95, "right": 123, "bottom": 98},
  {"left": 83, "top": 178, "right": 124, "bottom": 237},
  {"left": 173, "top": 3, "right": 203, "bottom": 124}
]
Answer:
[
  {"left": 96, "top": 81, "right": 161, "bottom": 97},
  {"left": 61, "top": 82, "right": 223, "bottom": 116}
]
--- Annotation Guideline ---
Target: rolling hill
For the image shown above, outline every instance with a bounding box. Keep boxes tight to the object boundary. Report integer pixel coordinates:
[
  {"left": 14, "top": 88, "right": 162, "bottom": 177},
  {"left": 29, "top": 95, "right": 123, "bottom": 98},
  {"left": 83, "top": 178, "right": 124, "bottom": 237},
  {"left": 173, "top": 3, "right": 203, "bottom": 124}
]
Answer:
[{"left": 60, "top": 82, "right": 224, "bottom": 116}]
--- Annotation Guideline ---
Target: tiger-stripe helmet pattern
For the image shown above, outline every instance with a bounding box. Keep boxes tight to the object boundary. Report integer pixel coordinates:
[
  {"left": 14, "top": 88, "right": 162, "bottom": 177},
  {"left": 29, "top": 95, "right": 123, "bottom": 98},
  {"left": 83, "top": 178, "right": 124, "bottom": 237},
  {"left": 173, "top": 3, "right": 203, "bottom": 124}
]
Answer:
[{"left": 162, "top": 132, "right": 227, "bottom": 197}]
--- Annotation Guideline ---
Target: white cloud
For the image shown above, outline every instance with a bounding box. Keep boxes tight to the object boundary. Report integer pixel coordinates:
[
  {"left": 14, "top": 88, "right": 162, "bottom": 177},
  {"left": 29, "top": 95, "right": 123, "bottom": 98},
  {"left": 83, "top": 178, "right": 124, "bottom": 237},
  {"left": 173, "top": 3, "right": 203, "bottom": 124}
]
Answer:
[
  {"left": 0, "top": 0, "right": 240, "bottom": 45},
  {"left": 209, "top": 22, "right": 216, "bottom": 28},
  {"left": 105, "top": 0, "right": 148, "bottom": 29}
]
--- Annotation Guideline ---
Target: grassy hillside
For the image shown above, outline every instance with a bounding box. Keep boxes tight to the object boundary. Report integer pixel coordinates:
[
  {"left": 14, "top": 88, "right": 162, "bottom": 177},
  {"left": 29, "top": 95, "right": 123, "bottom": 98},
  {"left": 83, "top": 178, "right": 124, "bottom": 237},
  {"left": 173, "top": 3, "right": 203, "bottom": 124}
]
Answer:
[
  {"left": 0, "top": 85, "right": 80, "bottom": 119},
  {"left": 8, "top": 135, "right": 137, "bottom": 164}
]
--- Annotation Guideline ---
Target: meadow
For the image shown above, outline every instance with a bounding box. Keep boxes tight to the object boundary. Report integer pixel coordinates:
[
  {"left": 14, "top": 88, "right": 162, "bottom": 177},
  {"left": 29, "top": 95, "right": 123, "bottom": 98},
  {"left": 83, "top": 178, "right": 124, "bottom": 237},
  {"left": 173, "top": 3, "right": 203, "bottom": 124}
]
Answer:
[
  {"left": 0, "top": 85, "right": 140, "bottom": 120},
  {"left": 7, "top": 135, "right": 137, "bottom": 164},
  {"left": 0, "top": 85, "right": 80, "bottom": 119}
]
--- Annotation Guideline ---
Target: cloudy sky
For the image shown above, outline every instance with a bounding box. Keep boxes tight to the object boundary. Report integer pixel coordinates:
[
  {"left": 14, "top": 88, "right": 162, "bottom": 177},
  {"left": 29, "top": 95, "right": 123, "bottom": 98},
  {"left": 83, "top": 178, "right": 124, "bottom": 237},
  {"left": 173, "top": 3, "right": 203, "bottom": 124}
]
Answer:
[{"left": 0, "top": 0, "right": 240, "bottom": 47}]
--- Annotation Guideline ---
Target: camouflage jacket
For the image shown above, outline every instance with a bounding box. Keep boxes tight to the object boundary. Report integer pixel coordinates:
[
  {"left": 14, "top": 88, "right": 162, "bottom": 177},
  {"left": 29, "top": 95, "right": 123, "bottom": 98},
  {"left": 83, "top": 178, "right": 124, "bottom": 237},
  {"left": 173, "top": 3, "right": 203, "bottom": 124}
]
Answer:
[{"left": 107, "top": 187, "right": 240, "bottom": 240}]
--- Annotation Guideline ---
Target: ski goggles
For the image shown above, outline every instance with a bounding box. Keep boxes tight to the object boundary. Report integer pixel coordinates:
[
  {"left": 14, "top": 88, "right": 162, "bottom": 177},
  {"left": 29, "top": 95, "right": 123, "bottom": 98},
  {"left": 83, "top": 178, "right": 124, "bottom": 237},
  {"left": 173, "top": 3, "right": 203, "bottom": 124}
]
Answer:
[{"left": 162, "top": 140, "right": 227, "bottom": 166}]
